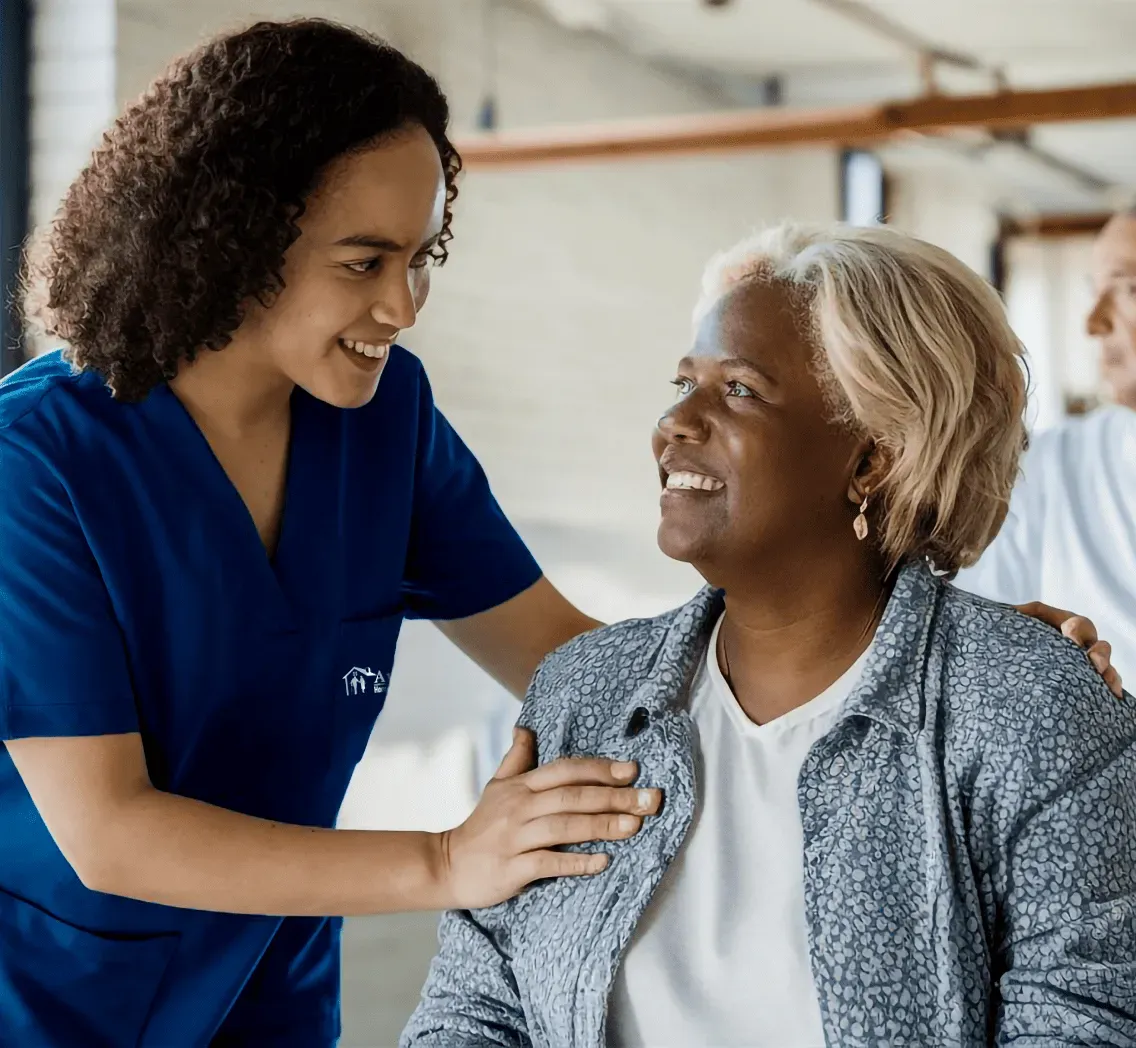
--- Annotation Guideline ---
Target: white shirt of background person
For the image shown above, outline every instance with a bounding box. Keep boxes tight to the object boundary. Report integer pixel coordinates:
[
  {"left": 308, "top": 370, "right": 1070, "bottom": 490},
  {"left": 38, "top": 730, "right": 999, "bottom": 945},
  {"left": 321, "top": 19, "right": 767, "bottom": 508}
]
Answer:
[{"left": 954, "top": 209, "right": 1136, "bottom": 685}]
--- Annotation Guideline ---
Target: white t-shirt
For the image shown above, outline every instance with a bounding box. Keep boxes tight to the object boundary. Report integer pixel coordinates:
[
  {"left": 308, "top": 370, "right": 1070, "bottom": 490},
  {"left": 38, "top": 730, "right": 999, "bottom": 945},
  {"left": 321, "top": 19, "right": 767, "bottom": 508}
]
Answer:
[
  {"left": 606, "top": 615, "right": 869, "bottom": 1048},
  {"left": 954, "top": 406, "right": 1136, "bottom": 684}
]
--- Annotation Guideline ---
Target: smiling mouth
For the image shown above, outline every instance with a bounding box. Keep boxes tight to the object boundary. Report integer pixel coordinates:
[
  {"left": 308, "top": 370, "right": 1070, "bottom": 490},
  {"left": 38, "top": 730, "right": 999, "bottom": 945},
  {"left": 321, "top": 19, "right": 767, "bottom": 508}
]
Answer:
[
  {"left": 664, "top": 470, "right": 725, "bottom": 493},
  {"left": 338, "top": 337, "right": 390, "bottom": 372}
]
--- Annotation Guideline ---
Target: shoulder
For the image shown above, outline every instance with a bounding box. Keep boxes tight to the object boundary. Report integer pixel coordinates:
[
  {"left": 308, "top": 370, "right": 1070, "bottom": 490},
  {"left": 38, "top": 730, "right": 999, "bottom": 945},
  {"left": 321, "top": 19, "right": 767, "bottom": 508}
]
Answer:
[
  {"left": 518, "top": 598, "right": 707, "bottom": 746},
  {"left": 0, "top": 353, "right": 121, "bottom": 491},
  {"left": 531, "top": 609, "right": 679, "bottom": 691},
  {"left": 937, "top": 584, "right": 1136, "bottom": 775},
  {"left": 0, "top": 351, "right": 109, "bottom": 436}
]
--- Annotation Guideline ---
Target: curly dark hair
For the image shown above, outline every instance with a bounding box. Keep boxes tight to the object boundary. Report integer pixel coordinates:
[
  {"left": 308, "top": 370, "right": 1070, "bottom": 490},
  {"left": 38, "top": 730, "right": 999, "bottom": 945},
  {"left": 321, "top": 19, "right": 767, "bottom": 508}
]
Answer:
[{"left": 22, "top": 18, "right": 462, "bottom": 401}]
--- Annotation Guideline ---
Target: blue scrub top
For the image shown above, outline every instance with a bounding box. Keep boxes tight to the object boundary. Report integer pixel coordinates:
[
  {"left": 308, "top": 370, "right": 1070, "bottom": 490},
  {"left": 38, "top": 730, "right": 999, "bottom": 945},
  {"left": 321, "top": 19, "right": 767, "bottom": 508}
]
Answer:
[{"left": 0, "top": 348, "right": 542, "bottom": 1047}]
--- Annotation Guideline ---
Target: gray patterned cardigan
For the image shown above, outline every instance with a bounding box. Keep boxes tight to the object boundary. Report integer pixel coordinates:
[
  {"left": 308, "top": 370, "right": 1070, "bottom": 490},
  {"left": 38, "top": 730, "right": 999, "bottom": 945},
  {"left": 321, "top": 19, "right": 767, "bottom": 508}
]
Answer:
[{"left": 402, "top": 562, "right": 1136, "bottom": 1048}]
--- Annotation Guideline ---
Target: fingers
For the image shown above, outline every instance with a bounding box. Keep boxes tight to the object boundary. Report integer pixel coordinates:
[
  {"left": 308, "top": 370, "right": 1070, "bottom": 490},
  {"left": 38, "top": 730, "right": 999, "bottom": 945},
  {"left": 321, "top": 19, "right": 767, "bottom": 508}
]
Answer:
[
  {"left": 1086, "top": 640, "right": 1124, "bottom": 697},
  {"left": 493, "top": 727, "right": 536, "bottom": 780},
  {"left": 1015, "top": 602, "right": 1102, "bottom": 648},
  {"left": 526, "top": 783, "right": 661, "bottom": 820},
  {"left": 523, "top": 756, "right": 638, "bottom": 792},
  {"left": 519, "top": 812, "right": 643, "bottom": 852},
  {"left": 1091, "top": 643, "right": 1125, "bottom": 698},
  {"left": 1015, "top": 601, "right": 1077, "bottom": 634},
  {"left": 1060, "top": 615, "right": 1099, "bottom": 649},
  {"left": 1014, "top": 604, "right": 1119, "bottom": 692},
  {"left": 1088, "top": 639, "right": 1112, "bottom": 670},
  {"left": 516, "top": 850, "right": 609, "bottom": 885}
]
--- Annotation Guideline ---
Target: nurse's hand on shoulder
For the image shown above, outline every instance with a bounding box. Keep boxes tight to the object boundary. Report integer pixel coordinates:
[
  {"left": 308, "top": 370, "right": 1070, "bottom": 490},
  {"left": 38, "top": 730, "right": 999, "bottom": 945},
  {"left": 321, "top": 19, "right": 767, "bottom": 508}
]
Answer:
[
  {"left": 1015, "top": 601, "right": 1124, "bottom": 698},
  {"left": 436, "top": 727, "right": 660, "bottom": 910}
]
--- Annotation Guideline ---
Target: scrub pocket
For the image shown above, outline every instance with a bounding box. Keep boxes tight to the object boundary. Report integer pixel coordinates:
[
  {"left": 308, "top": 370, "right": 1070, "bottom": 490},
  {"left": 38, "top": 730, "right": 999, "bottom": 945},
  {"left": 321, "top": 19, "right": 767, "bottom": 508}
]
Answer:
[
  {"left": 334, "top": 615, "right": 403, "bottom": 771},
  {"left": 0, "top": 887, "right": 178, "bottom": 1048}
]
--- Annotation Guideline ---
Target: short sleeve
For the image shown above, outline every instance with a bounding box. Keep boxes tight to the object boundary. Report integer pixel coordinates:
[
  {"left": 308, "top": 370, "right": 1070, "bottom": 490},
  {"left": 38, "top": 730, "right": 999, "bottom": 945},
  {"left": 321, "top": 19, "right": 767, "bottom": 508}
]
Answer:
[
  {"left": 0, "top": 436, "right": 139, "bottom": 739},
  {"left": 401, "top": 372, "right": 542, "bottom": 621}
]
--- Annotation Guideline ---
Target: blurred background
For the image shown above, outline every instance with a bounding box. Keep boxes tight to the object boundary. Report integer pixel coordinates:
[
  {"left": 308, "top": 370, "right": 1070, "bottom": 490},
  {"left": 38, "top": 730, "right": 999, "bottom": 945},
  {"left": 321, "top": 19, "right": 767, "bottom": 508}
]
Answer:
[{"left": 2, "top": 0, "right": 1135, "bottom": 1042}]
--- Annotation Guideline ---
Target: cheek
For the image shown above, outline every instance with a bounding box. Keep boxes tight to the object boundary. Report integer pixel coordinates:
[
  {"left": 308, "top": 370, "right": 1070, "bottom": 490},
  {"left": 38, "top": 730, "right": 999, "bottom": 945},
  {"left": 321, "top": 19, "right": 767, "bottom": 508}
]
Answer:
[
  {"left": 726, "top": 424, "right": 843, "bottom": 518},
  {"left": 277, "top": 279, "right": 360, "bottom": 340}
]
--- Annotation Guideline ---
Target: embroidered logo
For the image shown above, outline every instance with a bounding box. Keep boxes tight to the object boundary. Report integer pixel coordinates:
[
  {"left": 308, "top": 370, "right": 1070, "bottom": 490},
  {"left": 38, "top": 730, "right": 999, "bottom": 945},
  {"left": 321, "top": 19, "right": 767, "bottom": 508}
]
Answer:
[{"left": 342, "top": 666, "right": 388, "bottom": 697}]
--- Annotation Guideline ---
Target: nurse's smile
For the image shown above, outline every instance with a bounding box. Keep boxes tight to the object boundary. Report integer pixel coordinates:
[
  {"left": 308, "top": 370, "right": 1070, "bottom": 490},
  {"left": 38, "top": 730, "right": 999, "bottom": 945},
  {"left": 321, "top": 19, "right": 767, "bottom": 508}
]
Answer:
[
  {"left": 220, "top": 125, "right": 449, "bottom": 412},
  {"left": 338, "top": 337, "right": 391, "bottom": 379}
]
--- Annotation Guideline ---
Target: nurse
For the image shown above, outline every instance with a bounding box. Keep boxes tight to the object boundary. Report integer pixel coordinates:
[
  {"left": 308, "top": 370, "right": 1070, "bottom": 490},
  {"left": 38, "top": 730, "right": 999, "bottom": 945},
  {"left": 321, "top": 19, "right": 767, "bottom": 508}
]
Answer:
[
  {"left": 0, "top": 16, "right": 1116, "bottom": 1048},
  {"left": 2, "top": 20, "right": 658, "bottom": 1048}
]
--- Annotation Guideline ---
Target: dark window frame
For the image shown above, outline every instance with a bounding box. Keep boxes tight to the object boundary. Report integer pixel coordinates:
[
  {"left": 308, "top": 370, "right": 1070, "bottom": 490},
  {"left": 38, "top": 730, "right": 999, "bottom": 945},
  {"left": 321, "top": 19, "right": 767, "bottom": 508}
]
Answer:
[
  {"left": 1, "top": 0, "right": 31, "bottom": 377},
  {"left": 839, "top": 148, "right": 889, "bottom": 228}
]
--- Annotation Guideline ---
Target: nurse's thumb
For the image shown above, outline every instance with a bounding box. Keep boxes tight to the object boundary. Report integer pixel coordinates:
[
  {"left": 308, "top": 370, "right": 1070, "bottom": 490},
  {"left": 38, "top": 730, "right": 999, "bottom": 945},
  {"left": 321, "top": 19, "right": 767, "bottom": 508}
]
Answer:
[{"left": 493, "top": 726, "right": 536, "bottom": 780}]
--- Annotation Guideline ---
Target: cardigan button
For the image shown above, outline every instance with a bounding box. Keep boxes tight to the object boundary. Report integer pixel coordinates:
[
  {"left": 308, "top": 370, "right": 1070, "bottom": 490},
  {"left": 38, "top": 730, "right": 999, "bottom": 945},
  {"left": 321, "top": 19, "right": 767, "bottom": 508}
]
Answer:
[{"left": 625, "top": 707, "right": 650, "bottom": 738}]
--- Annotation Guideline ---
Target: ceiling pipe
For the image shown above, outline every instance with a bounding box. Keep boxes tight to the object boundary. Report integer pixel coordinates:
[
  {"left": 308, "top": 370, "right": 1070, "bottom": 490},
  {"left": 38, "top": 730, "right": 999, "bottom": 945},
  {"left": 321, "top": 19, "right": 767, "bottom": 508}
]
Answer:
[
  {"left": 453, "top": 80, "right": 1136, "bottom": 168},
  {"left": 808, "top": 0, "right": 1008, "bottom": 93},
  {"left": 808, "top": 0, "right": 1111, "bottom": 194}
]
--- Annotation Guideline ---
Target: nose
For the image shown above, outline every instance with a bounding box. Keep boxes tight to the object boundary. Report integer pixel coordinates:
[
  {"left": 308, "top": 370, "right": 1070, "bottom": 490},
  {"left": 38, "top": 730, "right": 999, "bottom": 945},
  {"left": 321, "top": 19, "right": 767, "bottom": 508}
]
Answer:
[
  {"left": 655, "top": 393, "right": 710, "bottom": 444},
  {"left": 371, "top": 264, "right": 420, "bottom": 332},
  {"left": 1086, "top": 290, "right": 1113, "bottom": 338}
]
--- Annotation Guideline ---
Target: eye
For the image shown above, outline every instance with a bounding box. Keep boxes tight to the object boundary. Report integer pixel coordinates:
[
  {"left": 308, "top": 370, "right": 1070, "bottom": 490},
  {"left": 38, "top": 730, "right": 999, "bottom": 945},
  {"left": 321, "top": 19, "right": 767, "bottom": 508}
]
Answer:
[
  {"left": 671, "top": 377, "right": 695, "bottom": 397},
  {"left": 344, "top": 258, "right": 381, "bottom": 275},
  {"left": 726, "top": 380, "right": 756, "bottom": 398},
  {"left": 409, "top": 251, "right": 434, "bottom": 271}
]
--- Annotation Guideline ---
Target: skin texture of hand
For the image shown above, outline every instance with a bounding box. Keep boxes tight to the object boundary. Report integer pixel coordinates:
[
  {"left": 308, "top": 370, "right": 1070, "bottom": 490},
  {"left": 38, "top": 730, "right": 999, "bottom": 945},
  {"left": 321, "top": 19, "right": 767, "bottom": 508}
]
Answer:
[
  {"left": 1015, "top": 601, "right": 1124, "bottom": 697},
  {"left": 437, "top": 728, "right": 662, "bottom": 910}
]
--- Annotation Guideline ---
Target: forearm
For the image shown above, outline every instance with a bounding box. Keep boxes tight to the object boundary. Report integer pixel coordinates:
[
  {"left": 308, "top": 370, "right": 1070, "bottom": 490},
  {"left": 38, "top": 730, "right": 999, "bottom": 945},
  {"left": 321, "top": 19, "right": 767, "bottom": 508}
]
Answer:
[
  {"left": 438, "top": 577, "right": 603, "bottom": 699},
  {"left": 84, "top": 786, "right": 450, "bottom": 916}
]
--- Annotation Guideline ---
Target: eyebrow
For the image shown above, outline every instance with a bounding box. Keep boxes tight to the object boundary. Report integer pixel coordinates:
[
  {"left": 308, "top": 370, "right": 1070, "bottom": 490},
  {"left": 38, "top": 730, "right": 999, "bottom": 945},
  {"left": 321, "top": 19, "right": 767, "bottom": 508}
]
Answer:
[
  {"left": 333, "top": 233, "right": 440, "bottom": 252},
  {"left": 679, "top": 355, "right": 779, "bottom": 386}
]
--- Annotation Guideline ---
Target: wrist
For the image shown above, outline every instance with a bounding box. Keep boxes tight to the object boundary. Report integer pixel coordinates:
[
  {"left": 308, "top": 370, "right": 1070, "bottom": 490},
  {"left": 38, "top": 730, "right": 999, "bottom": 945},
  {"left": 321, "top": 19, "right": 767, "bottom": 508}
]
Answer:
[{"left": 419, "top": 829, "right": 455, "bottom": 910}]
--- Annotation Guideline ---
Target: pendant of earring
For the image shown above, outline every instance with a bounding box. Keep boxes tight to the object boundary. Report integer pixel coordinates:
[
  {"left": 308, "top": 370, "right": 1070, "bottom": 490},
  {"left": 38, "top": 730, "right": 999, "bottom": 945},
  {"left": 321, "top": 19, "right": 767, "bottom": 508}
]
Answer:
[{"left": 854, "top": 494, "right": 870, "bottom": 541}]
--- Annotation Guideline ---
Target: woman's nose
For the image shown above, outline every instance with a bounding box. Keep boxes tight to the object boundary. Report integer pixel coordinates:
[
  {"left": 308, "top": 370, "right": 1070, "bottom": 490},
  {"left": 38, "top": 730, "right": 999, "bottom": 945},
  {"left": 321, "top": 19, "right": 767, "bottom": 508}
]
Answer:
[
  {"left": 656, "top": 399, "right": 709, "bottom": 443},
  {"left": 371, "top": 268, "right": 419, "bottom": 332},
  {"left": 1087, "top": 292, "right": 1113, "bottom": 338}
]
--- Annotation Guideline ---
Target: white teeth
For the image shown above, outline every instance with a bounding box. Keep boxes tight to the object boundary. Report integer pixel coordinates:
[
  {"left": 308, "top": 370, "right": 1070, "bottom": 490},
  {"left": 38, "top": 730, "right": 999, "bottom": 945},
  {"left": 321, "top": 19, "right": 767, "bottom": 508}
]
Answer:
[
  {"left": 342, "top": 339, "right": 389, "bottom": 360},
  {"left": 666, "top": 471, "right": 724, "bottom": 492}
]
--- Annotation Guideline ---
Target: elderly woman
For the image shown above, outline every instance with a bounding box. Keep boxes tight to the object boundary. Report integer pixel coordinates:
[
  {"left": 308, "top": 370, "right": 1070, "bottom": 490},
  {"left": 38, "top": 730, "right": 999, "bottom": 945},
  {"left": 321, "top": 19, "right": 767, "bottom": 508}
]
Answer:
[{"left": 402, "top": 223, "right": 1136, "bottom": 1048}]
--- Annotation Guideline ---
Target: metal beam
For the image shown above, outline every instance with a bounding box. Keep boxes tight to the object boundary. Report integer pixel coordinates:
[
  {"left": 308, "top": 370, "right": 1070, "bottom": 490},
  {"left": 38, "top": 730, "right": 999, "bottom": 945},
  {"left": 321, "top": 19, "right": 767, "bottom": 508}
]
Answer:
[
  {"left": 454, "top": 81, "right": 1136, "bottom": 168},
  {"left": 0, "top": 0, "right": 30, "bottom": 376}
]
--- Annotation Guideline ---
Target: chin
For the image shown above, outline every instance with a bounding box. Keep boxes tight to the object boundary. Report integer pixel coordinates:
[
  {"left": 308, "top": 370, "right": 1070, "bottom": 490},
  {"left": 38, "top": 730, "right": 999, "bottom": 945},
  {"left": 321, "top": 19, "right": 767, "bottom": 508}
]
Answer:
[
  {"left": 656, "top": 518, "right": 711, "bottom": 566},
  {"left": 304, "top": 366, "right": 385, "bottom": 410},
  {"left": 335, "top": 383, "right": 382, "bottom": 410}
]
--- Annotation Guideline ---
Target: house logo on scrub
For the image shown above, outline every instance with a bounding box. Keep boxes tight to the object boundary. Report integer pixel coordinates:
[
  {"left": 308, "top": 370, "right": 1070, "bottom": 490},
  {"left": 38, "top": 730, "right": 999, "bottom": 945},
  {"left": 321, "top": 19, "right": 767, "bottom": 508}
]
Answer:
[{"left": 342, "top": 667, "right": 387, "bottom": 697}]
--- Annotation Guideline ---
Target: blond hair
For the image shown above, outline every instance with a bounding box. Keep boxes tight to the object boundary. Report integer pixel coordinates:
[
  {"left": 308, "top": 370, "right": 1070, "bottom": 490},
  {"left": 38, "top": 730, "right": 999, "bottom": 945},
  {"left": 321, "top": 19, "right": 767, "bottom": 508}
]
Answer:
[{"left": 695, "top": 223, "right": 1027, "bottom": 575}]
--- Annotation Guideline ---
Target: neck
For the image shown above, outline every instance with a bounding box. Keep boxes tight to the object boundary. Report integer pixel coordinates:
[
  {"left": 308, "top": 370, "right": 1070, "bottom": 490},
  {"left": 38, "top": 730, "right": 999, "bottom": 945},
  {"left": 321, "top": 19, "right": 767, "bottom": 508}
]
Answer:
[
  {"left": 168, "top": 336, "right": 293, "bottom": 438},
  {"left": 713, "top": 544, "right": 889, "bottom": 725}
]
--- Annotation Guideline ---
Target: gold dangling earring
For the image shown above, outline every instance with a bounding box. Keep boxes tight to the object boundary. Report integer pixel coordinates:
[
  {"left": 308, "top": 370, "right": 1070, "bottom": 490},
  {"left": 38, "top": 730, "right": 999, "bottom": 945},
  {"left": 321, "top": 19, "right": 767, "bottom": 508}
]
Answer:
[{"left": 853, "top": 491, "right": 870, "bottom": 541}]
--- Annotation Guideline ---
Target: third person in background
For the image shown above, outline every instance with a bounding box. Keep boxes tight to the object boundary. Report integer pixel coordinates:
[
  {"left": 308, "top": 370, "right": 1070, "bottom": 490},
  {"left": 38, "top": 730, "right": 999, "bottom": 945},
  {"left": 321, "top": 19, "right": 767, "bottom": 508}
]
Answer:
[{"left": 955, "top": 207, "right": 1136, "bottom": 686}]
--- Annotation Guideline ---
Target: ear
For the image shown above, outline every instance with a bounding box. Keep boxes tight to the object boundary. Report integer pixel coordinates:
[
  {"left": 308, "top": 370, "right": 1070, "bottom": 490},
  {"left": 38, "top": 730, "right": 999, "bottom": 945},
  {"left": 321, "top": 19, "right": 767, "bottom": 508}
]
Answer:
[{"left": 845, "top": 438, "right": 890, "bottom": 507}]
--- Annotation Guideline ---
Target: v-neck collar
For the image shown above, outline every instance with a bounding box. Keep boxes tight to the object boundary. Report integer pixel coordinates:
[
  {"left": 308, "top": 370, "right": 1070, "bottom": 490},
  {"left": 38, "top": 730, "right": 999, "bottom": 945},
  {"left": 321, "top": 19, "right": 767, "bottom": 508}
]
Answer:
[{"left": 152, "top": 383, "right": 342, "bottom": 633}]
